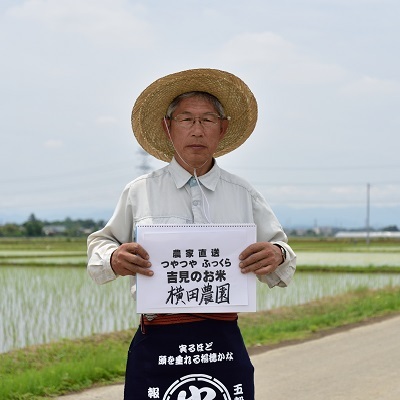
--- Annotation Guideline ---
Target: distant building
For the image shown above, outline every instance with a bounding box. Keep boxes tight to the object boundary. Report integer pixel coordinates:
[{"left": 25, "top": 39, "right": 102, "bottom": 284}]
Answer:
[
  {"left": 335, "top": 231, "right": 400, "bottom": 239},
  {"left": 43, "top": 225, "right": 67, "bottom": 236}
]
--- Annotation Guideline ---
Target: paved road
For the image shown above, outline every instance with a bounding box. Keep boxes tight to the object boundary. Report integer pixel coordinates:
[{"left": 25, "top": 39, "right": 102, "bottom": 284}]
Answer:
[{"left": 58, "top": 315, "right": 400, "bottom": 400}]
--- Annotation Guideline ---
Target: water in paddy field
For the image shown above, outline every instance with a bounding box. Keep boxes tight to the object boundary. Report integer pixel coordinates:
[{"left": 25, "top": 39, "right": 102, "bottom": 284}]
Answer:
[{"left": 1, "top": 265, "right": 400, "bottom": 353}]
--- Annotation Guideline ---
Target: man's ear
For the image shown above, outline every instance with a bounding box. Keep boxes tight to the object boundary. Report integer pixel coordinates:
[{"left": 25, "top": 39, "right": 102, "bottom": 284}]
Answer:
[
  {"left": 161, "top": 117, "right": 172, "bottom": 141},
  {"left": 219, "top": 119, "right": 229, "bottom": 140}
]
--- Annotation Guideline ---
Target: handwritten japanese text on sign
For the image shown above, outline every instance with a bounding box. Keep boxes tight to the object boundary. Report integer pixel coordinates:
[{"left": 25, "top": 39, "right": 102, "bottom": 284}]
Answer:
[{"left": 136, "top": 224, "right": 257, "bottom": 313}]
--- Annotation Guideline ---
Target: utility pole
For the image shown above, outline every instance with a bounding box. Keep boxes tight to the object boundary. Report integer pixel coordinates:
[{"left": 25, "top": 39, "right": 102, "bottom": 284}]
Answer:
[{"left": 366, "top": 183, "right": 370, "bottom": 246}]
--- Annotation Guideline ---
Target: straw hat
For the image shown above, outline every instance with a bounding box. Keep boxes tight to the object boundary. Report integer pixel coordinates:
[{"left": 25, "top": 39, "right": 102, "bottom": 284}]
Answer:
[{"left": 131, "top": 68, "right": 258, "bottom": 162}]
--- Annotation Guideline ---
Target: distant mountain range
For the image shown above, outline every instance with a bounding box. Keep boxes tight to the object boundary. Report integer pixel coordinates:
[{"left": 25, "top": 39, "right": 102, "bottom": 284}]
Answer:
[{"left": 272, "top": 205, "right": 399, "bottom": 230}]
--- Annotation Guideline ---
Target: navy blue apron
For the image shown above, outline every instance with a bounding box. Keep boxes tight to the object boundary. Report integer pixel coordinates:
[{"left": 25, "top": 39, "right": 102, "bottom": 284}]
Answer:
[{"left": 124, "top": 319, "right": 254, "bottom": 399}]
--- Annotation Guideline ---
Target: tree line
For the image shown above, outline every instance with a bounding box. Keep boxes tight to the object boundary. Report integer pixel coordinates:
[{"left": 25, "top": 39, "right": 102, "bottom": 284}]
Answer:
[
  {"left": 0, "top": 214, "right": 105, "bottom": 237},
  {"left": 1, "top": 213, "right": 398, "bottom": 238}
]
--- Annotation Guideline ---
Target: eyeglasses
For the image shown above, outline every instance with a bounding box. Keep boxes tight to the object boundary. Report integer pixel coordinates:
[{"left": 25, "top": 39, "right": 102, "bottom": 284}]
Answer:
[{"left": 169, "top": 113, "right": 230, "bottom": 129}]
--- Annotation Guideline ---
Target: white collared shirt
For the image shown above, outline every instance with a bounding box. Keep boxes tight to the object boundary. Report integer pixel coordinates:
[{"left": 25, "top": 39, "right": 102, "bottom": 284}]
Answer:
[{"left": 87, "top": 158, "right": 296, "bottom": 294}]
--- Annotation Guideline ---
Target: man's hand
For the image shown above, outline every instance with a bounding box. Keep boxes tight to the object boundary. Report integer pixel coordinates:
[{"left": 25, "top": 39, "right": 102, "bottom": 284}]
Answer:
[
  {"left": 239, "top": 242, "right": 283, "bottom": 275},
  {"left": 110, "top": 243, "right": 153, "bottom": 276}
]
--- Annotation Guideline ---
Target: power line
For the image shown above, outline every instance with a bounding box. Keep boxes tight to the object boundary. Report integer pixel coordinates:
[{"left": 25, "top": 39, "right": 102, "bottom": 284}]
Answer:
[
  {"left": 1, "top": 162, "right": 399, "bottom": 185},
  {"left": 224, "top": 163, "right": 400, "bottom": 172}
]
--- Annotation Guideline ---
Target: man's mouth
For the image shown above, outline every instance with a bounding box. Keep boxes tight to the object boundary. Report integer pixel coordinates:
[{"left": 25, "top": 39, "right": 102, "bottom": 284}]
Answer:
[{"left": 188, "top": 144, "right": 206, "bottom": 149}]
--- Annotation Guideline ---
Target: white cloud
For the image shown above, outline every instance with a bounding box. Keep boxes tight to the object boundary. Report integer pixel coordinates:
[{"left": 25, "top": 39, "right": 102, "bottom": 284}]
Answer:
[
  {"left": 218, "top": 32, "right": 347, "bottom": 84},
  {"left": 340, "top": 75, "right": 400, "bottom": 96},
  {"left": 43, "top": 139, "right": 64, "bottom": 149},
  {"left": 6, "top": 0, "right": 153, "bottom": 48},
  {"left": 370, "top": 184, "right": 400, "bottom": 207},
  {"left": 95, "top": 115, "right": 118, "bottom": 125}
]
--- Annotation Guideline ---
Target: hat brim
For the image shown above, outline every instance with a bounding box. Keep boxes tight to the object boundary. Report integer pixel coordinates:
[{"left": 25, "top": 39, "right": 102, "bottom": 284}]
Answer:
[{"left": 131, "top": 68, "right": 258, "bottom": 162}]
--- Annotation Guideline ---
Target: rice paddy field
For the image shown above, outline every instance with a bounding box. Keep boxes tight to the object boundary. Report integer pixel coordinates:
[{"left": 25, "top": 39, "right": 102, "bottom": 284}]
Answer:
[{"left": 1, "top": 237, "right": 399, "bottom": 354}]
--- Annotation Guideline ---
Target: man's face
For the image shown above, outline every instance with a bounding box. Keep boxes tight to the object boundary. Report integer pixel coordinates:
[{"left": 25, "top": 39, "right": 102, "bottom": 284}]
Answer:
[{"left": 163, "top": 96, "right": 228, "bottom": 175}]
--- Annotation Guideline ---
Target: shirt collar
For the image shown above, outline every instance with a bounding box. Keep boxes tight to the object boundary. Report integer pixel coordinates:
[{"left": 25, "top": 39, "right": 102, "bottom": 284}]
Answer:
[{"left": 168, "top": 157, "right": 221, "bottom": 191}]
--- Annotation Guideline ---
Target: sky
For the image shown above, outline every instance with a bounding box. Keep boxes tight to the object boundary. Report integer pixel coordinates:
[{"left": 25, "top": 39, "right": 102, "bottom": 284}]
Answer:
[{"left": 1, "top": 0, "right": 399, "bottom": 229}]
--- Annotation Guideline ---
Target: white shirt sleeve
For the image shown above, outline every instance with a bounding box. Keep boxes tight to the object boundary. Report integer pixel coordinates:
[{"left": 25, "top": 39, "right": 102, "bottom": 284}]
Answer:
[
  {"left": 251, "top": 191, "right": 297, "bottom": 288},
  {"left": 87, "top": 183, "right": 134, "bottom": 285}
]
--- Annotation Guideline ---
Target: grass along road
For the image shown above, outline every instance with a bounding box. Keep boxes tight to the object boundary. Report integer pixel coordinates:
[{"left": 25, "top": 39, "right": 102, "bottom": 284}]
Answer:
[{"left": 1, "top": 286, "right": 400, "bottom": 400}]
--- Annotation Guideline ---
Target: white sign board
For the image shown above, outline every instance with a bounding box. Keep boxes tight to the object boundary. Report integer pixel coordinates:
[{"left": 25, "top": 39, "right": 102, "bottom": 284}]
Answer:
[{"left": 136, "top": 224, "right": 257, "bottom": 313}]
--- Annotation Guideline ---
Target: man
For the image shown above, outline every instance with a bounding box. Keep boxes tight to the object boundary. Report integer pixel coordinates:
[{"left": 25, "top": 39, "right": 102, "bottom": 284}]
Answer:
[{"left": 87, "top": 68, "right": 296, "bottom": 400}]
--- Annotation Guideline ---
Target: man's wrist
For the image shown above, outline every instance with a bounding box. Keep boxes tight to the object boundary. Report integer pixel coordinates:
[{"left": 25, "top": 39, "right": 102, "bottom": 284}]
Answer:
[
  {"left": 109, "top": 249, "right": 118, "bottom": 275},
  {"left": 273, "top": 244, "right": 287, "bottom": 265}
]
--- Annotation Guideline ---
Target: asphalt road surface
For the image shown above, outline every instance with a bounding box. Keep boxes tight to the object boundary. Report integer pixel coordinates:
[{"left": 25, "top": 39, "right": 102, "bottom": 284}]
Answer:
[{"left": 58, "top": 315, "right": 400, "bottom": 400}]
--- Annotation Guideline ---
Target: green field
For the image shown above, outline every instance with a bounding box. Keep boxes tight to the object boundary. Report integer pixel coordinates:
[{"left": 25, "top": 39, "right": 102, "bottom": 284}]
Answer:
[
  {"left": 1, "top": 236, "right": 399, "bottom": 268},
  {"left": 0, "top": 237, "right": 399, "bottom": 399}
]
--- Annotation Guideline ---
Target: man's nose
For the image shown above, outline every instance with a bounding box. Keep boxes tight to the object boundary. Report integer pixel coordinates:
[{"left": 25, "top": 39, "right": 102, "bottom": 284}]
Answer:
[{"left": 190, "top": 119, "right": 205, "bottom": 134}]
